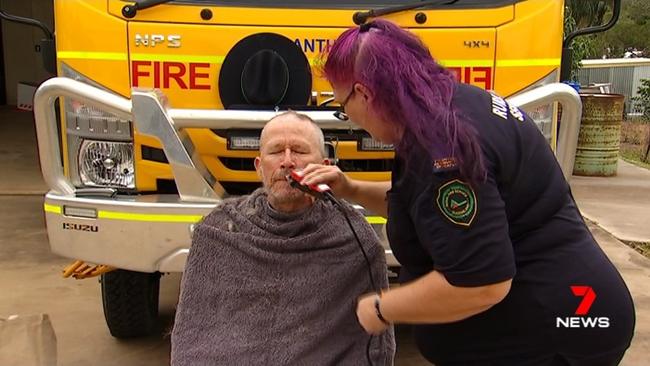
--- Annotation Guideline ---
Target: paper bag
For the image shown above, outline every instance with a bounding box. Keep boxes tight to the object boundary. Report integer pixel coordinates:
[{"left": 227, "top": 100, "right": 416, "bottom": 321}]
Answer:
[{"left": 0, "top": 313, "right": 57, "bottom": 366}]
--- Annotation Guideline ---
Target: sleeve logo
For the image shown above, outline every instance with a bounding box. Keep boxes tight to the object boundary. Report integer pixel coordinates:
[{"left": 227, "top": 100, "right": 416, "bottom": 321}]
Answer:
[
  {"left": 436, "top": 179, "right": 477, "bottom": 227},
  {"left": 490, "top": 93, "right": 525, "bottom": 122}
]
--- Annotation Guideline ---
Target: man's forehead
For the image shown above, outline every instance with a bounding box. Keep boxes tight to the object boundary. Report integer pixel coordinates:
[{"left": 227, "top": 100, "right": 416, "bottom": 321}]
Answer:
[
  {"left": 261, "top": 117, "right": 318, "bottom": 143},
  {"left": 264, "top": 135, "right": 312, "bottom": 147},
  {"left": 264, "top": 116, "right": 313, "bottom": 133}
]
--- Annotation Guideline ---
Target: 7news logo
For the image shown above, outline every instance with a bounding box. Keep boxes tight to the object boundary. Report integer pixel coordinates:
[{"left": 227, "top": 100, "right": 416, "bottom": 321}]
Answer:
[{"left": 556, "top": 286, "right": 610, "bottom": 328}]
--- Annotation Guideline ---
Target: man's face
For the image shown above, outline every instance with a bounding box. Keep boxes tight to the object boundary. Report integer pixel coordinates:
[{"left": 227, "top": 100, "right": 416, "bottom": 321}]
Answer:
[{"left": 254, "top": 115, "right": 327, "bottom": 208}]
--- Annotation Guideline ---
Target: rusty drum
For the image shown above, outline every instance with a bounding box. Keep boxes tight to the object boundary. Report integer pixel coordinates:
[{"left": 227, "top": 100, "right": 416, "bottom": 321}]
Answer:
[{"left": 573, "top": 94, "right": 625, "bottom": 177}]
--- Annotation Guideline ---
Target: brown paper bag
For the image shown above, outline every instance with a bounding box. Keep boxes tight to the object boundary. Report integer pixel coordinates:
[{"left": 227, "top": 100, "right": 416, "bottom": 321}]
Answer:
[{"left": 0, "top": 313, "right": 57, "bottom": 366}]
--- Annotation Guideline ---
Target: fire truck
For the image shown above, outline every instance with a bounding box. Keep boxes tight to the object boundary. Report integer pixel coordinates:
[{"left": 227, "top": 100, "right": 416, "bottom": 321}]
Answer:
[{"left": 1, "top": 0, "right": 620, "bottom": 338}]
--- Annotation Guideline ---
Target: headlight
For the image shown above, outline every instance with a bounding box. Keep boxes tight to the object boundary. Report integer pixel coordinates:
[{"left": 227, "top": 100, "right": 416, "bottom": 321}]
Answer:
[
  {"left": 526, "top": 104, "right": 554, "bottom": 143},
  {"left": 78, "top": 140, "right": 135, "bottom": 189},
  {"left": 61, "top": 63, "right": 135, "bottom": 189},
  {"left": 60, "top": 63, "right": 132, "bottom": 140},
  {"left": 510, "top": 70, "right": 559, "bottom": 146},
  {"left": 228, "top": 134, "right": 260, "bottom": 150},
  {"left": 359, "top": 136, "right": 394, "bottom": 151}
]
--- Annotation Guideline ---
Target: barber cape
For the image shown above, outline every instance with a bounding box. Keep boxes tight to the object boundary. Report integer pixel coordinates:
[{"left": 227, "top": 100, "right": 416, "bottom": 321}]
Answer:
[{"left": 171, "top": 188, "right": 395, "bottom": 366}]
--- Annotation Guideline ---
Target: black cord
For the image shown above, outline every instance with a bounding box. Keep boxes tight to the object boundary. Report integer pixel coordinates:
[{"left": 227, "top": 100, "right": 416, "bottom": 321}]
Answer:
[
  {"left": 325, "top": 191, "right": 379, "bottom": 292},
  {"left": 366, "top": 335, "right": 373, "bottom": 366},
  {"left": 324, "top": 191, "right": 378, "bottom": 366},
  {"left": 285, "top": 174, "right": 381, "bottom": 366}
]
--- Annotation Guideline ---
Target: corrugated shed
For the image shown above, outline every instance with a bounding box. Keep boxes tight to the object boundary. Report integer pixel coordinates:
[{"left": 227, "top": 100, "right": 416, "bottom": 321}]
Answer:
[{"left": 577, "top": 59, "right": 650, "bottom": 115}]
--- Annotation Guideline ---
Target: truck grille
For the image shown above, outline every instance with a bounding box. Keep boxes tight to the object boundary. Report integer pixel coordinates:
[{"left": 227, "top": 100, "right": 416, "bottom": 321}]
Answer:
[
  {"left": 218, "top": 157, "right": 393, "bottom": 172},
  {"left": 141, "top": 146, "right": 393, "bottom": 195}
]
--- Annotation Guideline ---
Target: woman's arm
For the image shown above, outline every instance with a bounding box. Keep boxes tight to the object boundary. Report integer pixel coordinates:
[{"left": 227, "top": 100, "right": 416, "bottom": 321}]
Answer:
[
  {"left": 344, "top": 180, "right": 391, "bottom": 217},
  {"left": 300, "top": 163, "right": 391, "bottom": 217},
  {"left": 357, "top": 271, "right": 512, "bottom": 334}
]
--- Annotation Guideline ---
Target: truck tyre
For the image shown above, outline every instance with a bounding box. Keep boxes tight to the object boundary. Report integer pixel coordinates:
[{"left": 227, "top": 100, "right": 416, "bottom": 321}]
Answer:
[{"left": 100, "top": 269, "right": 161, "bottom": 338}]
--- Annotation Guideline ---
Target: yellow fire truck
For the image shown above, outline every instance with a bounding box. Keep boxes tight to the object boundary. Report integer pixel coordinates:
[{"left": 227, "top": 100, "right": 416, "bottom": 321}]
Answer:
[{"left": 1, "top": 0, "right": 620, "bottom": 338}]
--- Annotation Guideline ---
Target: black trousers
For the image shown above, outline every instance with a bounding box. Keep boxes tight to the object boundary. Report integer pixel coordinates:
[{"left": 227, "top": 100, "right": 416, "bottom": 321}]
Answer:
[{"left": 433, "top": 347, "right": 629, "bottom": 366}]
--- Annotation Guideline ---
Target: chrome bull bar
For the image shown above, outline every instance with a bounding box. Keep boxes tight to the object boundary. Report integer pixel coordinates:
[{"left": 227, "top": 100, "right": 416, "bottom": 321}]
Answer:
[
  {"left": 508, "top": 83, "right": 582, "bottom": 181},
  {"left": 33, "top": 77, "right": 582, "bottom": 272}
]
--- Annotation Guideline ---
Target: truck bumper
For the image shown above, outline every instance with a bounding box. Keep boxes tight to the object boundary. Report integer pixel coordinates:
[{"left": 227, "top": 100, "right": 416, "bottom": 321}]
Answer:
[{"left": 44, "top": 191, "right": 397, "bottom": 272}]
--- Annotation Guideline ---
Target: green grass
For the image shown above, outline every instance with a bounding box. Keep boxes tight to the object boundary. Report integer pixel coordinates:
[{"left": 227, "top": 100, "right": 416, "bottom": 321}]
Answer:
[
  {"left": 619, "top": 119, "right": 650, "bottom": 170},
  {"left": 619, "top": 147, "right": 650, "bottom": 170},
  {"left": 619, "top": 149, "right": 650, "bottom": 169}
]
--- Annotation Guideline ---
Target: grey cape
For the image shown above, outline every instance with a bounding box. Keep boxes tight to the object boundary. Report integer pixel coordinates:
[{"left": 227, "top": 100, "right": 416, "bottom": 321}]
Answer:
[{"left": 171, "top": 189, "right": 395, "bottom": 365}]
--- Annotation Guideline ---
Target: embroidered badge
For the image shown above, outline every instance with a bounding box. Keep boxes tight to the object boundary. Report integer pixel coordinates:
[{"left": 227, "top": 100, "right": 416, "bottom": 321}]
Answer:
[
  {"left": 433, "top": 157, "right": 457, "bottom": 173},
  {"left": 436, "top": 179, "right": 477, "bottom": 227}
]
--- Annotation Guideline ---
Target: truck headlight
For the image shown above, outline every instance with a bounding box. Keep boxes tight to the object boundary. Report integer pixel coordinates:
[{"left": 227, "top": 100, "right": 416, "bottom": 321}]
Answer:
[
  {"left": 60, "top": 63, "right": 133, "bottom": 140},
  {"left": 78, "top": 140, "right": 135, "bottom": 188},
  {"left": 526, "top": 104, "right": 554, "bottom": 143},
  {"left": 510, "top": 70, "right": 559, "bottom": 146},
  {"left": 359, "top": 136, "right": 394, "bottom": 151},
  {"left": 228, "top": 135, "right": 260, "bottom": 150},
  {"left": 60, "top": 63, "right": 134, "bottom": 189}
]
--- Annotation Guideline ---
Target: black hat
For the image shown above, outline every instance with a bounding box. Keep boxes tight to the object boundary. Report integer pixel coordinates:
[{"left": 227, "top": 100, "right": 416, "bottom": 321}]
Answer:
[{"left": 218, "top": 33, "right": 312, "bottom": 109}]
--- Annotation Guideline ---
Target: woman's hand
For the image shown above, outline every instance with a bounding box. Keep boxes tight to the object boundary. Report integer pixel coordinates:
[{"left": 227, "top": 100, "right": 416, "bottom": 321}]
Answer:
[
  {"left": 300, "top": 163, "right": 390, "bottom": 216},
  {"left": 356, "top": 293, "right": 391, "bottom": 335},
  {"left": 300, "top": 163, "right": 355, "bottom": 199}
]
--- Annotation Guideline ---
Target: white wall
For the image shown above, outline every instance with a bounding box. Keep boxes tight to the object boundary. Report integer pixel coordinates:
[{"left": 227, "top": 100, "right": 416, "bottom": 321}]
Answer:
[{"left": 1, "top": 0, "right": 54, "bottom": 105}]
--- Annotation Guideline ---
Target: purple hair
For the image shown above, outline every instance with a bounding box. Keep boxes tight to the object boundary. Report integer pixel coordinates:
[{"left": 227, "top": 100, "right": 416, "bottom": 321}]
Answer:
[{"left": 322, "top": 19, "right": 486, "bottom": 186}]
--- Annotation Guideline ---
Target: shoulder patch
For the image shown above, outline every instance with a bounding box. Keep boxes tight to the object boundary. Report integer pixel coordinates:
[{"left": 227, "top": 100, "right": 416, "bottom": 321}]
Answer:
[
  {"left": 436, "top": 179, "right": 477, "bottom": 227},
  {"left": 433, "top": 157, "right": 457, "bottom": 173}
]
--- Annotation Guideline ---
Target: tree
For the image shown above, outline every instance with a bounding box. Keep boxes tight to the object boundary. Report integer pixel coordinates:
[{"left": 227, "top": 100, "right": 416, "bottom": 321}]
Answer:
[
  {"left": 565, "top": 0, "right": 610, "bottom": 28},
  {"left": 590, "top": 0, "right": 650, "bottom": 58},
  {"left": 630, "top": 79, "right": 650, "bottom": 162},
  {"left": 564, "top": 1, "right": 602, "bottom": 80},
  {"left": 626, "top": 0, "right": 650, "bottom": 26},
  {"left": 632, "top": 79, "right": 650, "bottom": 119}
]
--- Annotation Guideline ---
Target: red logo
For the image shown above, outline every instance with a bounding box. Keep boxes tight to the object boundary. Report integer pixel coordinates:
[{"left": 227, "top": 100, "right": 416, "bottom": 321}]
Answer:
[
  {"left": 571, "top": 286, "right": 597, "bottom": 315},
  {"left": 556, "top": 286, "right": 608, "bottom": 328}
]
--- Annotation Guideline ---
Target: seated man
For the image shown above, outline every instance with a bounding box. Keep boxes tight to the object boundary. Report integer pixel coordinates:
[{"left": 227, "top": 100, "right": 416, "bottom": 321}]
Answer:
[{"left": 171, "top": 111, "right": 395, "bottom": 365}]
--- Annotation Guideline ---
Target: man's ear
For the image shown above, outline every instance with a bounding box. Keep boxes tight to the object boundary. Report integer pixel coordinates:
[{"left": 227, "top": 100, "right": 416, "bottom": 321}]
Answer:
[{"left": 254, "top": 157, "right": 263, "bottom": 179}]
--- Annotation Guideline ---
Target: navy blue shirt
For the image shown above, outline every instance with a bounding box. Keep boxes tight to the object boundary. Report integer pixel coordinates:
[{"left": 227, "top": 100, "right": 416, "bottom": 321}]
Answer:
[{"left": 386, "top": 83, "right": 634, "bottom": 364}]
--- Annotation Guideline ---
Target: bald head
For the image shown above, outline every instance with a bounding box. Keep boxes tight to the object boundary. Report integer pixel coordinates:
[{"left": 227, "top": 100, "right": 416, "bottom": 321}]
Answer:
[{"left": 260, "top": 111, "right": 326, "bottom": 157}]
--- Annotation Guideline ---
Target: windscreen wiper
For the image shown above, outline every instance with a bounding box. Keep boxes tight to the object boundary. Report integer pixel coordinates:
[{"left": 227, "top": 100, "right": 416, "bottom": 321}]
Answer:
[
  {"left": 122, "top": 0, "right": 174, "bottom": 18},
  {"left": 353, "top": 0, "right": 459, "bottom": 25}
]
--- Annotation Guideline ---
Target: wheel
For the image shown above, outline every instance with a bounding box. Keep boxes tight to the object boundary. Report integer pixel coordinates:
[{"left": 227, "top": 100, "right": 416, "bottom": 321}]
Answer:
[{"left": 100, "top": 269, "right": 161, "bottom": 338}]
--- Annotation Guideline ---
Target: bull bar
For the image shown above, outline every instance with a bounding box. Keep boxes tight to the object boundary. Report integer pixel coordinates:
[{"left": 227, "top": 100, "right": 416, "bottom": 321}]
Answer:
[{"left": 33, "top": 77, "right": 582, "bottom": 273}]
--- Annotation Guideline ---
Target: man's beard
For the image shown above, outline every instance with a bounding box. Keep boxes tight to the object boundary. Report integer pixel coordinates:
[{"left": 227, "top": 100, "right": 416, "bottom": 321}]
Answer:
[{"left": 263, "top": 169, "right": 309, "bottom": 206}]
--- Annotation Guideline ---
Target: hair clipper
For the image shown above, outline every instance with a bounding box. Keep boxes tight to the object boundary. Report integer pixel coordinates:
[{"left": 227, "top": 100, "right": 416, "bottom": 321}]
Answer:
[{"left": 286, "top": 170, "right": 335, "bottom": 202}]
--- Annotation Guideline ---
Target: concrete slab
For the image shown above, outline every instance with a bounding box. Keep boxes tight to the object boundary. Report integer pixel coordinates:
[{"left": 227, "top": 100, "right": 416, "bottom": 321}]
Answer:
[
  {"left": 0, "top": 196, "right": 173, "bottom": 366},
  {"left": 0, "top": 107, "right": 48, "bottom": 195},
  {"left": 571, "top": 160, "right": 650, "bottom": 243}
]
